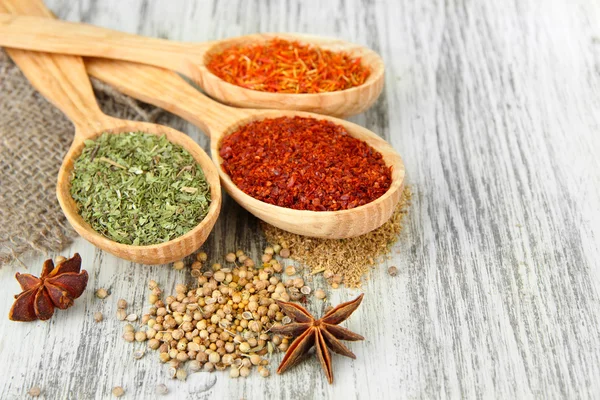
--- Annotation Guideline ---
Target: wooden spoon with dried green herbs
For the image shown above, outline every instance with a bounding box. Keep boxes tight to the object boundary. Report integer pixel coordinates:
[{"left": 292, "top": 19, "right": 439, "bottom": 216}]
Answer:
[{"left": 2, "top": 8, "right": 221, "bottom": 264}]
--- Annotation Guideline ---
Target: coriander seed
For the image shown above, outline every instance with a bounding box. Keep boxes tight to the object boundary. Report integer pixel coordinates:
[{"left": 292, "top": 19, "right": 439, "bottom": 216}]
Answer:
[
  {"left": 111, "top": 386, "right": 124, "bottom": 397},
  {"left": 239, "top": 366, "right": 250, "bottom": 378},
  {"left": 126, "top": 313, "right": 138, "bottom": 322},
  {"left": 95, "top": 288, "right": 109, "bottom": 299},
  {"left": 279, "top": 248, "right": 291, "bottom": 258},
  {"left": 285, "top": 266, "right": 296, "bottom": 276},
  {"left": 173, "top": 260, "right": 185, "bottom": 270},
  {"left": 197, "top": 251, "right": 208, "bottom": 262},
  {"left": 123, "top": 332, "right": 135, "bottom": 342},
  {"left": 230, "top": 366, "right": 240, "bottom": 378},
  {"left": 28, "top": 386, "right": 41, "bottom": 397},
  {"left": 94, "top": 311, "right": 104, "bottom": 322},
  {"left": 117, "top": 299, "right": 127, "bottom": 309},
  {"left": 156, "top": 384, "right": 169, "bottom": 395},
  {"left": 388, "top": 266, "right": 398, "bottom": 276},
  {"left": 315, "top": 289, "right": 326, "bottom": 299},
  {"left": 116, "top": 309, "right": 127, "bottom": 321}
]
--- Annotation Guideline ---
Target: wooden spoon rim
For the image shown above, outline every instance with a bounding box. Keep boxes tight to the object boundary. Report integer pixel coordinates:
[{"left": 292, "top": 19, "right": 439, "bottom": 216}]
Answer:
[
  {"left": 57, "top": 121, "right": 222, "bottom": 254},
  {"left": 209, "top": 110, "right": 405, "bottom": 220}
]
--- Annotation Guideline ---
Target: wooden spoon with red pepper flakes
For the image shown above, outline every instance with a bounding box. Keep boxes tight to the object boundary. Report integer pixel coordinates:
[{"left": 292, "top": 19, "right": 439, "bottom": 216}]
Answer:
[
  {"left": 271, "top": 294, "right": 365, "bottom": 384},
  {"left": 9, "top": 253, "right": 88, "bottom": 322}
]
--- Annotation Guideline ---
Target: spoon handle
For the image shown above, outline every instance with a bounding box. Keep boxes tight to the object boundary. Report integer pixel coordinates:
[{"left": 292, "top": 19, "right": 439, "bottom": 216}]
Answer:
[
  {"left": 1, "top": 1, "right": 112, "bottom": 138},
  {"left": 0, "top": 13, "right": 208, "bottom": 75},
  {"left": 85, "top": 58, "right": 249, "bottom": 139}
]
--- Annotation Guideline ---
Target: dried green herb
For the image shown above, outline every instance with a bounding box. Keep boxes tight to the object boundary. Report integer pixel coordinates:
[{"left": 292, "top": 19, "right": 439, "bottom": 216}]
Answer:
[{"left": 70, "top": 132, "right": 211, "bottom": 246}]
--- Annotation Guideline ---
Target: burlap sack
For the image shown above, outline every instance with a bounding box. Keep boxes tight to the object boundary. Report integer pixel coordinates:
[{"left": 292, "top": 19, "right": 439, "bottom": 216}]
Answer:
[{"left": 0, "top": 49, "right": 182, "bottom": 265}]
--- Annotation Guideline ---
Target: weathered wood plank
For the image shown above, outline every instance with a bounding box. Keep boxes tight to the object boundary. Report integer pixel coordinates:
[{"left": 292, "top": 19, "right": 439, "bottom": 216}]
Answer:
[{"left": 1, "top": 0, "right": 599, "bottom": 399}]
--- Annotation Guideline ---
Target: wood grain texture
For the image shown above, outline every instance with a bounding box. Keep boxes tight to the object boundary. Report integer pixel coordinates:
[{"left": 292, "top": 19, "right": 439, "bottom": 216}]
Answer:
[
  {"left": 0, "top": 15, "right": 384, "bottom": 117},
  {"left": 1, "top": 0, "right": 600, "bottom": 399}
]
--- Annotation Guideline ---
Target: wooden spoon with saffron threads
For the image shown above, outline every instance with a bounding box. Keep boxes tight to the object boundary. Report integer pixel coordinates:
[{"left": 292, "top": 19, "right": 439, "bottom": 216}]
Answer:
[
  {"left": 0, "top": 2, "right": 222, "bottom": 265},
  {"left": 0, "top": 13, "right": 384, "bottom": 118},
  {"left": 82, "top": 58, "right": 405, "bottom": 239}
]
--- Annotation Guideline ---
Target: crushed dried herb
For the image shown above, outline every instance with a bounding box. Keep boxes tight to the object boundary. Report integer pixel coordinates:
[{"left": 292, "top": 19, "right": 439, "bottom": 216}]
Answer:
[
  {"left": 70, "top": 132, "right": 211, "bottom": 246},
  {"left": 220, "top": 116, "right": 392, "bottom": 211},
  {"left": 262, "top": 187, "right": 412, "bottom": 287},
  {"left": 206, "top": 38, "right": 370, "bottom": 94}
]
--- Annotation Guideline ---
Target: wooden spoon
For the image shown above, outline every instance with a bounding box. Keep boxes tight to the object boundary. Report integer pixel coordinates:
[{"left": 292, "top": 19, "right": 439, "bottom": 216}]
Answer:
[
  {"left": 0, "top": 5, "right": 222, "bottom": 265},
  {"left": 0, "top": 13, "right": 384, "bottom": 118},
  {"left": 81, "top": 58, "right": 405, "bottom": 238}
]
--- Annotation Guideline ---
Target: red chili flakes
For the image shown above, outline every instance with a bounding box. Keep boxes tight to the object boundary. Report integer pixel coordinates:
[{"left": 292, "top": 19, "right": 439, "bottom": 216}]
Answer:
[
  {"left": 219, "top": 116, "right": 392, "bottom": 211},
  {"left": 206, "top": 38, "right": 371, "bottom": 94}
]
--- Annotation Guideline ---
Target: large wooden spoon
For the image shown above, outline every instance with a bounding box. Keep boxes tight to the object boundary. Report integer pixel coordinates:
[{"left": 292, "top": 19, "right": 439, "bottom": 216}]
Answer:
[
  {"left": 0, "top": 12, "right": 384, "bottom": 118},
  {"left": 0, "top": 4, "right": 222, "bottom": 265}
]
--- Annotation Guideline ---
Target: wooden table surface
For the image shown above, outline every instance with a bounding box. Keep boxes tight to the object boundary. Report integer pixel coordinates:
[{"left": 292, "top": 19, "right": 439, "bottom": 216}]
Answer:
[{"left": 1, "top": 0, "right": 600, "bottom": 399}]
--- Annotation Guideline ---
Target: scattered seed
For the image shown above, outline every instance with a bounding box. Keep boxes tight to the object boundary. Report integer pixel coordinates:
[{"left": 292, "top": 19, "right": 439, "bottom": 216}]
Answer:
[
  {"left": 314, "top": 289, "right": 326, "bottom": 299},
  {"left": 117, "top": 299, "right": 127, "bottom": 309},
  {"left": 388, "top": 266, "right": 398, "bottom": 276},
  {"left": 173, "top": 260, "right": 185, "bottom": 270},
  {"left": 240, "top": 366, "right": 251, "bottom": 377},
  {"left": 27, "top": 386, "right": 41, "bottom": 397},
  {"left": 111, "top": 386, "right": 124, "bottom": 397},
  {"left": 126, "top": 314, "right": 138, "bottom": 322},
  {"left": 123, "top": 332, "right": 135, "bottom": 342},
  {"left": 94, "top": 311, "right": 104, "bottom": 322},
  {"left": 95, "top": 288, "right": 109, "bottom": 299},
  {"left": 133, "top": 350, "right": 145, "bottom": 359},
  {"left": 300, "top": 286, "right": 311, "bottom": 295},
  {"left": 155, "top": 384, "right": 169, "bottom": 395},
  {"left": 116, "top": 309, "right": 127, "bottom": 321},
  {"left": 279, "top": 248, "right": 291, "bottom": 258},
  {"left": 285, "top": 266, "right": 296, "bottom": 276},
  {"left": 176, "top": 368, "right": 187, "bottom": 381},
  {"left": 197, "top": 251, "right": 208, "bottom": 262}
]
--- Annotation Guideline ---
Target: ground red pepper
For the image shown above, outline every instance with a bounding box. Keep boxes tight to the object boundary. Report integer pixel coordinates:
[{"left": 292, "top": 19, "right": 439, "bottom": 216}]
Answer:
[
  {"left": 206, "top": 38, "right": 370, "bottom": 94},
  {"left": 219, "top": 116, "right": 392, "bottom": 211}
]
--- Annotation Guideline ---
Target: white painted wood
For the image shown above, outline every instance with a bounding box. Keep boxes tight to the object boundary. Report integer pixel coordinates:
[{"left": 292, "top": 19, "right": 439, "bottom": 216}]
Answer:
[{"left": 1, "top": 0, "right": 600, "bottom": 398}]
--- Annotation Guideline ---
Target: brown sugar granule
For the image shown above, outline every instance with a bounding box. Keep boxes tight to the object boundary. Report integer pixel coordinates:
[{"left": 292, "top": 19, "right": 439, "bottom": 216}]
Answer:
[{"left": 262, "top": 187, "right": 411, "bottom": 288}]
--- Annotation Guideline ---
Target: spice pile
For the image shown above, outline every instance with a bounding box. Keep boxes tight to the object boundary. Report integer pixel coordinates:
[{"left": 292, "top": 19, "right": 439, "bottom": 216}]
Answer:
[
  {"left": 263, "top": 186, "right": 412, "bottom": 287},
  {"left": 119, "top": 249, "right": 314, "bottom": 380},
  {"left": 206, "top": 38, "right": 370, "bottom": 93},
  {"left": 220, "top": 116, "right": 392, "bottom": 211},
  {"left": 70, "top": 132, "right": 211, "bottom": 246}
]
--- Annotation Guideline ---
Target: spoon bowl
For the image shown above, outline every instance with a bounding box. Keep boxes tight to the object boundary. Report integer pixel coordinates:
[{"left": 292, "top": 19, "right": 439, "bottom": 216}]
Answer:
[
  {"left": 85, "top": 58, "right": 405, "bottom": 238},
  {"left": 1, "top": 1, "right": 221, "bottom": 264},
  {"left": 57, "top": 120, "right": 222, "bottom": 264},
  {"left": 0, "top": 14, "right": 384, "bottom": 117}
]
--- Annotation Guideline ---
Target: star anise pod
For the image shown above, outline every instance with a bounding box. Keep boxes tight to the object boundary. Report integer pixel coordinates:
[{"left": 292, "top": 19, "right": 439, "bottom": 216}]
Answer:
[
  {"left": 9, "top": 253, "right": 88, "bottom": 322},
  {"left": 271, "top": 293, "right": 365, "bottom": 384}
]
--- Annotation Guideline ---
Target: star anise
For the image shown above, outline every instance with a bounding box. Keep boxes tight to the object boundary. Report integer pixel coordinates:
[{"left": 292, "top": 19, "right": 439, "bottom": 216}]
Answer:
[
  {"left": 9, "top": 253, "right": 88, "bottom": 322},
  {"left": 271, "top": 294, "right": 365, "bottom": 384}
]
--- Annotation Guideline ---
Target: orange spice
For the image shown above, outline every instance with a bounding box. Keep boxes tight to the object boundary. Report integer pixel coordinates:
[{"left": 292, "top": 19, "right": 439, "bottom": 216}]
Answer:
[{"left": 206, "top": 38, "right": 370, "bottom": 94}]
